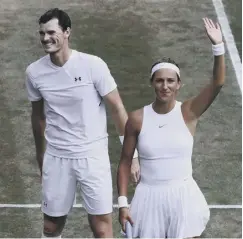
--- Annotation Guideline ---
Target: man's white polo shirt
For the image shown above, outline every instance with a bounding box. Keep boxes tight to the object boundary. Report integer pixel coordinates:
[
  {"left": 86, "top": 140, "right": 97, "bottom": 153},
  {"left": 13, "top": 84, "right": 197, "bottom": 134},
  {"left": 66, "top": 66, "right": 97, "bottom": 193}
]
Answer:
[{"left": 25, "top": 50, "right": 117, "bottom": 158}]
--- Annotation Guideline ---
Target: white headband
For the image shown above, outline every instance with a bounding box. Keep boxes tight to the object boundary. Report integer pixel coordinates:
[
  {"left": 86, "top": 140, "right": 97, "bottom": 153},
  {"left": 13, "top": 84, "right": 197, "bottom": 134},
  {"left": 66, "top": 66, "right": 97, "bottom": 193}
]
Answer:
[{"left": 151, "top": 62, "right": 180, "bottom": 77}]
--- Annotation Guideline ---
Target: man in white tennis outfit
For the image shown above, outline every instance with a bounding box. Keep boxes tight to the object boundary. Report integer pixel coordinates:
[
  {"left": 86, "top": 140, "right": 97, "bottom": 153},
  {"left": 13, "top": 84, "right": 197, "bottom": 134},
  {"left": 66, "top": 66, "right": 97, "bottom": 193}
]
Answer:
[{"left": 25, "top": 8, "right": 138, "bottom": 238}]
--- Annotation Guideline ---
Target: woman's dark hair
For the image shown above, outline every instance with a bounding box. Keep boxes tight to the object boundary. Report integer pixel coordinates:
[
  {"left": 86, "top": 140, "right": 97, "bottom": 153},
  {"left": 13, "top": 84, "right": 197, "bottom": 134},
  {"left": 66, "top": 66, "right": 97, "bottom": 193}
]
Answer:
[
  {"left": 38, "top": 8, "right": 71, "bottom": 31},
  {"left": 150, "top": 57, "right": 180, "bottom": 82}
]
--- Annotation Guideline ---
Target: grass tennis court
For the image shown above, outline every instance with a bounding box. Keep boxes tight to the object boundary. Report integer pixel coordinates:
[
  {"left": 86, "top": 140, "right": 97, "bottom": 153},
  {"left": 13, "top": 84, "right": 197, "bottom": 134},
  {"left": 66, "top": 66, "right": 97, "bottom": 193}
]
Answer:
[{"left": 0, "top": 0, "right": 241, "bottom": 237}]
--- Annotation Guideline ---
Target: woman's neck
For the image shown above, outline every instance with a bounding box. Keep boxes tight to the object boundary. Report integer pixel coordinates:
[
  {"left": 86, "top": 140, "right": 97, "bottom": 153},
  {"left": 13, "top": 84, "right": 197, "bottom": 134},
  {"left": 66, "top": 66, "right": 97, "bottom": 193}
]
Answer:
[{"left": 152, "top": 99, "right": 176, "bottom": 114}]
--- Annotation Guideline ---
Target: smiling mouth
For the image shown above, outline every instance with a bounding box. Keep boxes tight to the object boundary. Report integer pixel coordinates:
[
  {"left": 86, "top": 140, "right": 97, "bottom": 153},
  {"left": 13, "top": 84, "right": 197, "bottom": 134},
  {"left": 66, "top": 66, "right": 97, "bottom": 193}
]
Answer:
[
  {"left": 42, "top": 42, "right": 54, "bottom": 47},
  {"left": 161, "top": 92, "right": 170, "bottom": 95}
]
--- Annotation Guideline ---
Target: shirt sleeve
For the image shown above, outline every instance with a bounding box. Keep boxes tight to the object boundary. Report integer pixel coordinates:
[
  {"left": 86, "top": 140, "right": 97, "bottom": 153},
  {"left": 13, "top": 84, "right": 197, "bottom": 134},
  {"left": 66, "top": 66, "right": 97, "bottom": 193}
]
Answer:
[
  {"left": 25, "top": 68, "right": 42, "bottom": 101},
  {"left": 92, "top": 57, "right": 117, "bottom": 97}
]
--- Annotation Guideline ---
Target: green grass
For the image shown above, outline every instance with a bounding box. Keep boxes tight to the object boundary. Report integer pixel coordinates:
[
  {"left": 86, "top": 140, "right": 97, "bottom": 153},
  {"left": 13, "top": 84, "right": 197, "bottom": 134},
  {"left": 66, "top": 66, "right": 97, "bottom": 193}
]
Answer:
[{"left": 0, "top": 0, "right": 241, "bottom": 237}]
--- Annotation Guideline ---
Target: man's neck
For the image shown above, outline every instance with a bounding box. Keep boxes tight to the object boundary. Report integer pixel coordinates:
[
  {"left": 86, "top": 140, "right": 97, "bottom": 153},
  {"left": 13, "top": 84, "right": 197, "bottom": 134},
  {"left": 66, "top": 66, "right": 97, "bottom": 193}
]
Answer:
[{"left": 50, "top": 47, "right": 73, "bottom": 67}]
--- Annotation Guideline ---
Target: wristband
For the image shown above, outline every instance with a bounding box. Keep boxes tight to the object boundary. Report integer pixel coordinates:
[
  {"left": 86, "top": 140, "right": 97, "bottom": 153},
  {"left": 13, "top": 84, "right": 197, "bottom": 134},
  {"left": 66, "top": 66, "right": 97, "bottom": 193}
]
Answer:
[
  {"left": 118, "top": 196, "right": 129, "bottom": 208},
  {"left": 212, "top": 42, "right": 225, "bottom": 56},
  {"left": 119, "top": 135, "right": 124, "bottom": 144},
  {"left": 119, "top": 135, "right": 138, "bottom": 158},
  {"left": 133, "top": 149, "right": 138, "bottom": 158}
]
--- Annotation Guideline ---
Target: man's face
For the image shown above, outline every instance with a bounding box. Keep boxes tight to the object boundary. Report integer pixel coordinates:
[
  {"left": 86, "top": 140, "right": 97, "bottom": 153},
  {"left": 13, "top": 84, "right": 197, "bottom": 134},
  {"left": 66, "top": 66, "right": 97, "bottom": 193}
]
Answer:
[{"left": 39, "top": 18, "right": 70, "bottom": 53}]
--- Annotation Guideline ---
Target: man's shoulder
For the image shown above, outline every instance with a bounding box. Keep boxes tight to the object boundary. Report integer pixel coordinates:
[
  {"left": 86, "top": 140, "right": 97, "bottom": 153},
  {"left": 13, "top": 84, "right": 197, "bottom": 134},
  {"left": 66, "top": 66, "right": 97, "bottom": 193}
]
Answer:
[
  {"left": 26, "top": 55, "right": 50, "bottom": 79},
  {"left": 75, "top": 51, "right": 107, "bottom": 66}
]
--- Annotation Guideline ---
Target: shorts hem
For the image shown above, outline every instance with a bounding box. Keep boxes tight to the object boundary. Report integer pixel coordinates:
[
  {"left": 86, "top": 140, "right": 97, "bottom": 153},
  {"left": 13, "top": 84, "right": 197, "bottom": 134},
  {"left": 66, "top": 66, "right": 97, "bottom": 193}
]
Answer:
[
  {"left": 86, "top": 208, "right": 113, "bottom": 215},
  {"left": 42, "top": 208, "right": 70, "bottom": 217}
]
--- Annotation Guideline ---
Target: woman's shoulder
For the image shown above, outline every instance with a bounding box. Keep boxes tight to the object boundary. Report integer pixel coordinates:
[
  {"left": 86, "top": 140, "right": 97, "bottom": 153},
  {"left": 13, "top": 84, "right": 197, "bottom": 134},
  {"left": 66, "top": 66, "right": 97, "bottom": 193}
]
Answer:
[{"left": 127, "top": 108, "right": 144, "bottom": 132}]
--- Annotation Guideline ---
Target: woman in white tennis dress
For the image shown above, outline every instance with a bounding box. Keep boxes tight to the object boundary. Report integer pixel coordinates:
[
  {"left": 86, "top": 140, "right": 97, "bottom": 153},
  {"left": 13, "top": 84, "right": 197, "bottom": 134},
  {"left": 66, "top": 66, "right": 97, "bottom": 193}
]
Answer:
[{"left": 117, "top": 18, "right": 225, "bottom": 238}]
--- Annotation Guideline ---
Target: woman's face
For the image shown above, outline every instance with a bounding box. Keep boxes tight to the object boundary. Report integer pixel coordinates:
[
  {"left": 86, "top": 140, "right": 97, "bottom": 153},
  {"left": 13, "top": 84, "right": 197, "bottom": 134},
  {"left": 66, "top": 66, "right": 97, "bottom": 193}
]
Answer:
[{"left": 151, "top": 68, "right": 181, "bottom": 103}]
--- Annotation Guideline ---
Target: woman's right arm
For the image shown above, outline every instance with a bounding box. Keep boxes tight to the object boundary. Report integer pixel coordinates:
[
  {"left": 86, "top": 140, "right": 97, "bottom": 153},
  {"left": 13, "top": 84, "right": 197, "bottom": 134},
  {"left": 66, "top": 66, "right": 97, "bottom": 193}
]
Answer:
[{"left": 117, "top": 109, "right": 143, "bottom": 231}]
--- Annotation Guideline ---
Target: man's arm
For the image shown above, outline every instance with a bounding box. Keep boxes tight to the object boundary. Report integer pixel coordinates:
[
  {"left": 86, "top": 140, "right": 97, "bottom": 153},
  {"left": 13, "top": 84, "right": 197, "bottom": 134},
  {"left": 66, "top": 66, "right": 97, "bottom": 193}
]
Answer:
[
  {"left": 93, "top": 57, "right": 140, "bottom": 179},
  {"left": 103, "top": 88, "right": 127, "bottom": 136},
  {"left": 31, "top": 99, "right": 46, "bottom": 175},
  {"left": 103, "top": 88, "right": 139, "bottom": 158}
]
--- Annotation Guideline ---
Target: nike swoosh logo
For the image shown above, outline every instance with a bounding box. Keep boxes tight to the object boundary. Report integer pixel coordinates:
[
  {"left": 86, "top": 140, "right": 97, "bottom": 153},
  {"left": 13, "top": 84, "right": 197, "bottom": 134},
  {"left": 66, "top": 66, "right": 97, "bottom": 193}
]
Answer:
[{"left": 159, "top": 125, "right": 166, "bottom": 128}]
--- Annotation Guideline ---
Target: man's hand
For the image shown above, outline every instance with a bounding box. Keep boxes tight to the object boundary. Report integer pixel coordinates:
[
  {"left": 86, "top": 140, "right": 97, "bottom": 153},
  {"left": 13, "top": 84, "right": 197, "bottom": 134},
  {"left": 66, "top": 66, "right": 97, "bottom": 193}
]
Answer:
[
  {"left": 119, "top": 207, "right": 134, "bottom": 233},
  {"left": 203, "top": 17, "right": 223, "bottom": 45},
  {"left": 131, "top": 157, "right": 140, "bottom": 184}
]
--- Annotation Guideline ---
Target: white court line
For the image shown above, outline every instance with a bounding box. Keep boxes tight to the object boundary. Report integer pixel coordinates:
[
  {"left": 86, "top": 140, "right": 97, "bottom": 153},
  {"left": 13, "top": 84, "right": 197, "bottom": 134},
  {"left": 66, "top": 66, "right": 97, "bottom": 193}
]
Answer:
[
  {"left": 0, "top": 204, "right": 241, "bottom": 209},
  {"left": 212, "top": 0, "right": 242, "bottom": 92}
]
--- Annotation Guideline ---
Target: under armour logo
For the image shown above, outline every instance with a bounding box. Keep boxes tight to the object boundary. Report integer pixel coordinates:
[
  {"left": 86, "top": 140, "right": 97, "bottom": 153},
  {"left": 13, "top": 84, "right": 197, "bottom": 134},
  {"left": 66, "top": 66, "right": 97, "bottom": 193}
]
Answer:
[
  {"left": 43, "top": 202, "right": 47, "bottom": 207},
  {"left": 75, "top": 77, "right": 82, "bottom": 82}
]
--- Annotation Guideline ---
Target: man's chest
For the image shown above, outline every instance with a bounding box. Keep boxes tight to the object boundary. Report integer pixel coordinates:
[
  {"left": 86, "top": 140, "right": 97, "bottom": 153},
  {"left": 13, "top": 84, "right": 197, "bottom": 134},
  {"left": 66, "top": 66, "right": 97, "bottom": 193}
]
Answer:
[{"left": 36, "top": 67, "right": 97, "bottom": 104}]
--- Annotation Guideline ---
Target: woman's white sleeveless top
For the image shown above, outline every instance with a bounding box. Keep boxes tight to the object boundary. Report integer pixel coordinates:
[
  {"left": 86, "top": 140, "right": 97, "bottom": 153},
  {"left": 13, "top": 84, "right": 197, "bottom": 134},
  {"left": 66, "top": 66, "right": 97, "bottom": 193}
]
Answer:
[{"left": 137, "top": 101, "right": 194, "bottom": 182}]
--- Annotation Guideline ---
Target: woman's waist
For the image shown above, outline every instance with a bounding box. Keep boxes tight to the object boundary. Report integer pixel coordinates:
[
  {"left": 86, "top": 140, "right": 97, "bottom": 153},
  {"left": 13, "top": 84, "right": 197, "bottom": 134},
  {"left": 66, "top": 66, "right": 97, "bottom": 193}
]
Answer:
[{"left": 139, "top": 158, "right": 192, "bottom": 183}]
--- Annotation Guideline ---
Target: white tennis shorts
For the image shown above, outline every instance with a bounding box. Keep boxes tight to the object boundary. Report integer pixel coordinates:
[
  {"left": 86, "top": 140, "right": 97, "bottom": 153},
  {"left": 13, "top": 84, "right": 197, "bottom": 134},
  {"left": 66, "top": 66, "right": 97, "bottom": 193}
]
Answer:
[
  {"left": 41, "top": 150, "right": 113, "bottom": 217},
  {"left": 129, "top": 177, "right": 210, "bottom": 238}
]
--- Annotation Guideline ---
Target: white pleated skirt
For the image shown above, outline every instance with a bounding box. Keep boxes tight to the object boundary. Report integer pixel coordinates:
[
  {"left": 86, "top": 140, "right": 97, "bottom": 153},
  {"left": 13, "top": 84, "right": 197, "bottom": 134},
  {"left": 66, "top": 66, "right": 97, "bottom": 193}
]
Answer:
[{"left": 128, "top": 177, "right": 210, "bottom": 238}]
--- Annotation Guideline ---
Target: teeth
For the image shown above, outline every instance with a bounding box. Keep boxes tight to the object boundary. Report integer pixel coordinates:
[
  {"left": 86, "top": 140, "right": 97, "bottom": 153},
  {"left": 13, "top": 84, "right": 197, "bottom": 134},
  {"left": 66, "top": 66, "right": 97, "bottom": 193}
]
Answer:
[{"left": 44, "top": 43, "right": 53, "bottom": 47}]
